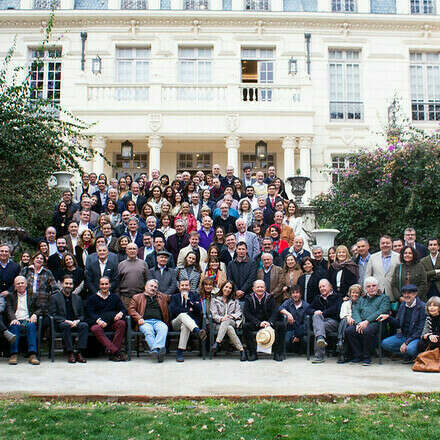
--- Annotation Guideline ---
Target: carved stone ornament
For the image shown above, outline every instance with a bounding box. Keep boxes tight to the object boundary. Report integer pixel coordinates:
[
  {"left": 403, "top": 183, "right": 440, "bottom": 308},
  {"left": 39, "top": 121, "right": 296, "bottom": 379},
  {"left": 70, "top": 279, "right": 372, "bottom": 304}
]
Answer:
[
  {"left": 149, "top": 114, "right": 162, "bottom": 132},
  {"left": 226, "top": 114, "right": 239, "bottom": 133}
]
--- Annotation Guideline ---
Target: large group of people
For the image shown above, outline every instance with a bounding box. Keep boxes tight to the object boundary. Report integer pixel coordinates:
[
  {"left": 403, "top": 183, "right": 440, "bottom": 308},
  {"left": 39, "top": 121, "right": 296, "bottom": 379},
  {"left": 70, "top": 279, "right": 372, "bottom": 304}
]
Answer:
[{"left": 0, "top": 165, "right": 439, "bottom": 368}]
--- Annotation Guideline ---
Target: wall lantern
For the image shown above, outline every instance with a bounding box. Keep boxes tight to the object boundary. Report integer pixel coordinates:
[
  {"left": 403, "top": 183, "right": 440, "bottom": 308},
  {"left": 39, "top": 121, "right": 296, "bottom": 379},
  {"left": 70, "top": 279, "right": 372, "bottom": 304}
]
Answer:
[
  {"left": 288, "top": 58, "right": 298, "bottom": 75},
  {"left": 121, "top": 140, "right": 133, "bottom": 159},
  {"left": 92, "top": 55, "right": 102, "bottom": 75},
  {"left": 255, "top": 140, "right": 268, "bottom": 161}
]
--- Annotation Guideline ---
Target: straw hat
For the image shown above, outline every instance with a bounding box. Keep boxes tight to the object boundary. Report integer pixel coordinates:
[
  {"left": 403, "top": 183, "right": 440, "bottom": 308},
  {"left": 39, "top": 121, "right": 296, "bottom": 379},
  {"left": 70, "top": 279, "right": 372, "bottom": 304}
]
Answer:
[{"left": 256, "top": 326, "right": 275, "bottom": 348}]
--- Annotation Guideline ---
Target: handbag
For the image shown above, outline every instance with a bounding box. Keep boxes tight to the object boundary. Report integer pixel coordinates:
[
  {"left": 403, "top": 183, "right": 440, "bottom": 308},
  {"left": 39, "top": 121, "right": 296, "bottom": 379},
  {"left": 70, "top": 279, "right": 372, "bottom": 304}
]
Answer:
[{"left": 412, "top": 346, "right": 440, "bottom": 373}]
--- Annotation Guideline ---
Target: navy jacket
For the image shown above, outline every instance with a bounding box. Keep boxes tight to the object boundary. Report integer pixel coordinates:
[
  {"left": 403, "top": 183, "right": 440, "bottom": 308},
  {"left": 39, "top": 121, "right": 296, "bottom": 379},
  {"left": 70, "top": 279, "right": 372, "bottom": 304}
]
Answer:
[
  {"left": 227, "top": 258, "right": 257, "bottom": 295},
  {"left": 388, "top": 297, "right": 426, "bottom": 345},
  {"left": 280, "top": 298, "right": 310, "bottom": 336},
  {"left": 0, "top": 260, "right": 21, "bottom": 293},
  {"left": 169, "top": 292, "right": 202, "bottom": 326},
  {"left": 306, "top": 293, "right": 342, "bottom": 321}
]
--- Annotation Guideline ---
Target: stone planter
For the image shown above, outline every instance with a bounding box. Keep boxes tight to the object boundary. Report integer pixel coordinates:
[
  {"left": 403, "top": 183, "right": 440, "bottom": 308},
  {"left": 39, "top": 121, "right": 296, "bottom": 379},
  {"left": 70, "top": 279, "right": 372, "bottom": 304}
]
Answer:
[
  {"left": 286, "top": 176, "right": 311, "bottom": 206},
  {"left": 0, "top": 226, "right": 25, "bottom": 256},
  {"left": 52, "top": 171, "right": 73, "bottom": 191},
  {"left": 312, "top": 228, "right": 340, "bottom": 254}
]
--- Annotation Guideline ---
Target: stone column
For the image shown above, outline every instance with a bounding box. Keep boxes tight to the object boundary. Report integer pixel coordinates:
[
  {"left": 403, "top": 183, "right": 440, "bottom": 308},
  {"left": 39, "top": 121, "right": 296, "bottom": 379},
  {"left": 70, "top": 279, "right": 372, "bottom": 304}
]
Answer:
[
  {"left": 148, "top": 135, "right": 162, "bottom": 177},
  {"left": 91, "top": 136, "right": 106, "bottom": 176},
  {"left": 299, "top": 136, "right": 313, "bottom": 203},
  {"left": 282, "top": 136, "right": 296, "bottom": 180},
  {"left": 225, "top": 135, "right": 239, "bottom": 172}
]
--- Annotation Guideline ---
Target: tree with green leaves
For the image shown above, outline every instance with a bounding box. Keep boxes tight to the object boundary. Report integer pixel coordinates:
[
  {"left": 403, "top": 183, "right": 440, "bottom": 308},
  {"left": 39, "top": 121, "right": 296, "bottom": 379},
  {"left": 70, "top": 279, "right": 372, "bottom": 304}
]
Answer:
[{"left": 311, "top": 122, "right": 440, "bottom": 249}]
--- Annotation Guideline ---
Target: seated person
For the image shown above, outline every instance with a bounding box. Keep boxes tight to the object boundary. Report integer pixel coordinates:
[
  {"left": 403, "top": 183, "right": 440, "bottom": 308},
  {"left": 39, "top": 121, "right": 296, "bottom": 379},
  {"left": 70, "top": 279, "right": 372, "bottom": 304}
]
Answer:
[
  {"left": 210, "top": 280, "right": 247, "bottom": 361},
  {"left": 0, "top": 294, "right": 16, "bottom": 343},
  {"left": 418, "top": 296, "right": 440, "bottom": 354},
  {"left": 243, "top": 279, "right": 286, "bottom": 362},
  {"left": 380, "top": 284, "right": 426, "bottom": 363},
  {"left": 86, "top": 276, "right": 127, "bottom": 362},
  {"left": 169, "top": 279, "right": 207, "bottom": 362},
  {"left": 337, "top": 283, "right": 362, "bottom": 363},
  {"left": 345, "top": 276, "right": 390, "bottom": 365},
  {"left": 5, "top": 276, "right": 40, "bottom": 365},
  {"left": 280, "top": 285, "right": 309, "bottom": 354},
  {"left": 306, "top": 278, "right": 342, "bottom": 364},
  {"left": 128, "top": 279, "right": 170, "bottom": 363},
  {"left": 49, "top": 275, "right": 88, "bottom": 363}
]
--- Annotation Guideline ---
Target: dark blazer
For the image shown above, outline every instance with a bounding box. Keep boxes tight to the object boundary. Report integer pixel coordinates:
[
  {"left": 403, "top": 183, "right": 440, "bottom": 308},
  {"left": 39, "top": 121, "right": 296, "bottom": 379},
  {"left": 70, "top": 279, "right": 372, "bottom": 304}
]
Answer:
[
  {"left": 122, "top": 194, "right": 147, "bottom": 213},
  {"left": 148, "top": 267, "right": 178, "bottom": 295},
  {"left": 63, "top": 234, "right": 78, "bottom": 254},
  {"left": 414, "top": 242, "right": 428, "bottom": 259},
  {"left": 388, "top": 297, "right": 426, "bottom": 344},
  {"left": 49, "top": 292, "right": 85, "bottom": 325},
  {"left": 47, "top": 253, "right": 65, "bottom": 281},
  {"left": 189, "top": 202, "right": 203, "bottom": 221},
  {"left": 169, "top": 291, "right": 202, "bottom": 325},
  {"left": 145, "top": 250, "right": 175, "bottom": 270},
  {"left": 123, "top": 231, "right": 144, "bottom": 248},
  {"left": 265, "top": 196, "right": 283, "bottom": 212},
  {"left": 226, "top": 258, "right": 257, "bottom": 295},
  {"left": 328, "top": 265, "right": 358, "bottom": 296},
  {"left": 421, "top": 254, "right": 440, "bottom": 297},
  {"left": 0, "top": 260, "right": 21, "bottom": 293},
  {"left": 221, "top": 175, "right": 238, "bottom": 188},
  {"left": 219, "top": 248, "right": 236, "bottom": 266},
  {"left": 280, "top": 248, "right": 311, "bottom": 265},
  {"left": 166, "top": 233, "right": 190, "bottom": 263},
  {"left": 92, "top": 190, "right": 108, "bottom": 213},
  {"left": 298, "top": 271, "right": 324, "bottom": 305},
  {"left": 5, "top": 291, "right": 37, "bottom": 324},
  {"left": 84, "top": 257, "right": 119, "bottom": 297},
  {"left": 75, "top": 244, "right": 96, "bottom": 270}
]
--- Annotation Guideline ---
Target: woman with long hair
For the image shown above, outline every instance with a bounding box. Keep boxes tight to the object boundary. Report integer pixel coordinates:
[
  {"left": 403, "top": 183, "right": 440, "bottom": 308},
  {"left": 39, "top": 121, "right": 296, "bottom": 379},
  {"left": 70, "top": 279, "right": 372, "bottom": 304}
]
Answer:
[
  {"left": 118, "top": 176, "right": 129, "bottom": 200},
  {"left": 159, "top": 214, "right": 176, "bottom": 240},
  {"left": 74, "top": 229, "right": 96, "bottom": 269},
  {"left": 213, "top": 226, "right": 226, "bottom": 252},
  {"left": 177, "top": 251, "right": 201, "bottom": 293},
  {"left": 115, "top": 235, "right": 129, "bottom": 263},
  {"left": 327, "top": 246, "right": 337, "bottom": 269},
  {"left": 200, "top": 256, "right": 227, "bottom": 294},
  {"left": 19, "top": 251, "right": 31, "bottom": 269},
  {"left": 210, "top": 280, "right": 246, "bottom": 361},
  {"left": 171, "top": 191, "right": 183, "bottom": 217},
  {"left": 232, "top": 178, "right": 244, "bottom": 201},
  {"left": 38, "top": 240, "right": 50, "bottom": 261},
  {"left": 328, "top": 245, "right": 358, "bottom": 296},
  {"left": 273, "top": 177, "right": 289, "bottom": 200},
  {"left": 269, "top": 224, "right": 289, "bottom": 255},
  {"left": 201, "top": 188, "right": 216, "bottom": 213},
  {"left": 281, "top": 254, "right": 303, "bottom": 299},
  {"left": 199, "top": 277, "right": 215, "bottom": 318},
  {"left": 147, "top": 185, "right": 164, "bottom": 215},
  {"left": 105, "top": 199, "right": 122, "bottom": 229},
  {"left": 174, "top": 202, "right": 197, "bottom": 234},
  {"left": 52, "top": 201, "right": 72, "bottom": 237},
  {"left": 238, "top": 198, "right": 254, "bottom": 228},
  {"left": 162, "top": 185, "right": 175, "bottom": 204},
  {"left": 61, "top": 253, "right": 84, "bottom": 296},
  {"left": 160, "top": 174, "right": 170, "bottom": 190}
]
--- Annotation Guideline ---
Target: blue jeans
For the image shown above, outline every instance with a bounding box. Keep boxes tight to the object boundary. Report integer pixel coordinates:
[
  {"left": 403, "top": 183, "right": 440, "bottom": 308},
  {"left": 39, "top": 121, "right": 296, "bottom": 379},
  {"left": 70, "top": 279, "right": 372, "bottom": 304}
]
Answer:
[
  {"left": 9, "top": 320, "right": 37, "bottom": 354},
  {"left": 381, "top": 334, "right": 419, "bottom": 359},
  {"left": 138, "top": 319, "right": 168, "bottom": 351}
]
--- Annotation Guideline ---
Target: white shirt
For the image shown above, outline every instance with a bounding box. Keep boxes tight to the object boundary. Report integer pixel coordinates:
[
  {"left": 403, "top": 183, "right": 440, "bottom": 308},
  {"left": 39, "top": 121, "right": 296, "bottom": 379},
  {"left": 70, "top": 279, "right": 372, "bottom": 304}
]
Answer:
[
  {"left": 48, "top": 241, "right": 57, "bottom": 256},
  {"left": 99, "top": 258, "right": 108, "bottom": 276},
  {"left": 78, "top": 222, "right": 89, "bottom": 234},
  {"left": 192, "top": 204, "right": 200, "bottom": 219},
  {"left": 430, "top": 253, "right": 439, "bottom": 267},
  {"left": 70, "top": 235, "right": 78, "bottom": 250},
  {"left": 16, "top": 293, "right": 29, "bottom": 321}
]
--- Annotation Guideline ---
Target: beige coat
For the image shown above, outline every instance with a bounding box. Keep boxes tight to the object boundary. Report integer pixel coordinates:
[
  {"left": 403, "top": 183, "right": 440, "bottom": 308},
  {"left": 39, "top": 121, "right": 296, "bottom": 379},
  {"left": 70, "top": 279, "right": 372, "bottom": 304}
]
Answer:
[{"left": 210, "top": 296, "right": 243, "bottom": 328}]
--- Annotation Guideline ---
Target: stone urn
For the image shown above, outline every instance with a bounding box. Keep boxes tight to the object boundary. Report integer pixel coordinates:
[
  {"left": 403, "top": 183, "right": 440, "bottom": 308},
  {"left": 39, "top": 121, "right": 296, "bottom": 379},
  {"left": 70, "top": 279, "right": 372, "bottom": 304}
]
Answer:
[
  {"left": 0, "top": 226, "right": 25, "bottom": 256},
  {"left": 312, "top": 229, "right": 340, "bottom": 255},
  {"left": 286, "top": 176, "right": 311, "bottom": 206},
  {"left": 52, "top": 171, "right": 73, "bottom": 191}
]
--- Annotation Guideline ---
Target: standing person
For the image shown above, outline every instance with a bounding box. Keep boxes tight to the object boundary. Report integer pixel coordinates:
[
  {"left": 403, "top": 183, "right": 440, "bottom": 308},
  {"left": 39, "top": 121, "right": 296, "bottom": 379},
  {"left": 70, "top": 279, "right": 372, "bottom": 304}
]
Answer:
[
  {"left": 198, "top": 216, "right": 215, "bottom": 252},
  {"left": 169, "top": 279, "right": 206, "bottom": 362},
  {"left": 297, "top": 257, "right": 323, "bottom": 305},
  {"left": 242, "top": 166, "right": 256, "bottom": 188},
  {"left": 5, "top": 276, "right": 40, "bottom": 365},
  {"left": 234, "top": 218, "right": 260, "bottom": 261},
  {"left": 210, "top": 281, "right": 247, "bottom": 361},
  {"left": 227, "top": 242, "right": 257, "bottom": 300},
  {"left": 74, "top": 229, "right": 96, "bottom": 269},
  {"left": 0, "top": 244, "right": 21, "bottom": 297},
  {"left": 420, "top": 238, "right": 440, "bottom": 299},
  {"left": 268, "top": 224, "right": 289, "bottom": 256},
  {"left": 252, "top": 171, "right": 268, "bottom": 198},
  {"left": 392, "top": 238, "right": 404, "bottom": 255},
  {"left": 380, "top": 284, "right": 425, "bottom": 363},
  {"left": 73, "top": 172, "right": 95, "bottom": 203},
  {"left": 86, "top": 277, "right": 127, "bottom": 361},
  {"left": 64, "top": 221, "right": 79, "bottom": 254},
  {"left": 52, "top": 201, "right": 72, "bottom": 238},
  {"left": 166, "top": 220, "right": 190, "bottom": 264},
  {"left": 256, "top": 253, "right": 285, "bottom": 305},
  {"left": 280, "top": 285, "right": 309, "bottom": 354},
  {"left": 266, "top": 211, "right": 295, "bottom": 246},
  {"left": 365, "top": 235, "right": 400, "bottom": 302},
  {"left": 281, "top": 237, "right": 311, "bottom": 265},
  {"left": 47, "top": 237, "right": 68, "bottom": 281},
  {"left": 353, "top": 238, "right": 371, "bottom": 287},
  {"left": 177, "top": 232, "right": 208, "bottom": 267},
  {"left": 60, "top": 253, "right": 84, "bottom": 296},
  {"left": 418, "top": 296, "right": 440, "bottom": 354},
  {"left": 306, "top": 279, "right": 342, "bottom": 364},
  {"left": 177, "top": 252, "right": 201, "bottom": 294},
  {"left": 243, "top": 280, "right": 286, "bottom": 362},
  {"left": 128, "top": 279, "right": 170, "bottom": 363},
  {"left": 49, "top": 275, "right": 88, "bottom": 363},
  {"left": 392, "top": 246, "right": 428, "bottom": 303},
  {"left": 403, "top": 227, "right": 428, "bottom": 258},
  {"left": 200, "top": 257, "right": 227, "bottom": 294},
  {"left": 311, "top": 246, "right": 328, "bottom": 276},
  {"left": 328, "top": 245, "right": 358, "bottom": 297},
  {"left": 281, "top": 254, "right": 303, "bottom": 299},
  {"left": 118, "top": 243, "right": 149, "bottom": 308}
]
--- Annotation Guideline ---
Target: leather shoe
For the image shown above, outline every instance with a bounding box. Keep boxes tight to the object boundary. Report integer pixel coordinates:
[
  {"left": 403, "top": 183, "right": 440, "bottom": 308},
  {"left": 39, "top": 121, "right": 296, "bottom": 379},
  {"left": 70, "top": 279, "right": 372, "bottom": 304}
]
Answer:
[
  {"left": 273, "top": 353, "right": 283, "bottom": 362},
  {"left": 28, "top": 354, "right": 40, "bottom": 365},
  {"left": 157, "top": 347, "right": 165, "bottom": 363},
  {"left": 76, "top": 353, "right": 87, "bottom": 363},
  {"left": 211, "top": 342, "right": 219, "bottom": 356},
  {"left": 240, "top": 350, "right": 248, "bottom": 362},
  {"left": 8, "top": 354, "right": 18, "bottom": 365},
  {"left": 247, "top": 352, "right": 258, "bottom": 361},
  {"left": 198, "top": 329, "right": 207, "bottom": 341},
  {"left": 68, "top": 353, "right": 76, "bottom": 363}
]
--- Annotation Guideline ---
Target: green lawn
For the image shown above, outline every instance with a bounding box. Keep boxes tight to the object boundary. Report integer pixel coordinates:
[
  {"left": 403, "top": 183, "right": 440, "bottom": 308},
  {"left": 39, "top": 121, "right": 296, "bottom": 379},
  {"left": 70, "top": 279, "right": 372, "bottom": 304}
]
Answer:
[{"left": 1, "top": 394, "right": 440, "bottom": 439}]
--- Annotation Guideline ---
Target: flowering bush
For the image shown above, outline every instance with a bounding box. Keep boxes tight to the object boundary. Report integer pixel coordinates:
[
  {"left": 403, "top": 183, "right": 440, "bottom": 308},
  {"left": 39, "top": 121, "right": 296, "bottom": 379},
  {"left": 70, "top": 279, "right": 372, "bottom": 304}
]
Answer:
[{"left": 311, "top": 127, "right": 440, "bottom": 248}]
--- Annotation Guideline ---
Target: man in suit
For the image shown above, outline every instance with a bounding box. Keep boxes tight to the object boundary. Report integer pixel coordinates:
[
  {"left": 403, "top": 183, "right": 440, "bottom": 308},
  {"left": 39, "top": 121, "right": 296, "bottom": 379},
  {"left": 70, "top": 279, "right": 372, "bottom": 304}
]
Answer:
[
  {"left": 123, "top": 217, "right": 144, "bottom": 248},
  {"left": 221, "top": 165, "right": 237, "bottom": 188},
  {"left": 122, "top": 181, "right": 147, "bottom": 213},
  {"left": 254, "top": 237, "right": 283, "bottom": 269},
  {"left": 72, "top": 197, "right": 99, "bottom": 225},
  {"left": 47, "top": 236, "right": 68, "bottom": 281},
  {"left": 64, "top": 221, "right": 79, "bottom": 254},
  {"left": 165, "top": 220, "right": 190, "bottom": 263},
  {"left": 256, "top": 253, "right": 285, "bottom": 304},
  {"left": 146, "top": 236, "right": 175, "bottom": 269},
  {"left": 242, "top": 166, "right": 256, "bottom": 188},
  {"left": 219, "top": 233, "right": 237, "bottom": 265},
  {"left": 92, "top": 179, "right": 108, "bottom": 214},
  {"left": 263, "top": 166, "right": 277, "bottom": 184},
  {"left": 404, "top": 227, "right": 428, "bottom": 258},
  {"left": 281, "top": 236, "right": 311, "bottom": 265},
  {"left": 235, "top": 218, "right": 260, "bottom": 261},
  {"left": 311, "top": 246, "right": 328, "bottom": 276},
  {"left": 96, "top": 222, "right": 118, "bottom": 253},
  {"left": 227, "top": 242, "right": 257, "bottom": 300},
  {"left": 148, "top": 251, "right": 178, "bottom": 295},
  {"left": 85, "top": 245, "right": 119, "bottom": 297},
  {"left": 73, "top": 172, "right": 95, "bottom": 203},
  {"left": 114, "top": 210, "right": 132, "bottom": 237},
  {"left": 364, "top": 235, "right": 400, "bottom": 301},
  {"left": 177, "top": 232, "right": 208, "bottom": 267},
  {"left": 49, "top": 275, "right": 88, "bottom": 363},
  {"left": 265, "top": 183, "right": 283, "bottom": 213},
  {"left": 189, "top": 192, "right": 202, "bottom": 222},
  {"left": 421, "top": 238, "right": 440, "bottom": 299},
  {"left": 137, "top": 232, "right": 155, "bottom": 262},
  {"left": 0, "top": 244, "right": 21, "bottom": 298},
  {"left": 353, "top": 238, "right": 371, "bottom": 286}
]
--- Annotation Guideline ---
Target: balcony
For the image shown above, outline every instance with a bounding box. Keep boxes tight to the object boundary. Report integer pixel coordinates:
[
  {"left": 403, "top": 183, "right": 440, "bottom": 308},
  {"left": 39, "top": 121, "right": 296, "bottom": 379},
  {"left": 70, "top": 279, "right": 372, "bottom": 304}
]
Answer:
[
  {"left": 0, "top": 0, "right": 20, "bottom": 8},
  {"left": 83, "top": 82, "right": 310, "bottom": 113}
]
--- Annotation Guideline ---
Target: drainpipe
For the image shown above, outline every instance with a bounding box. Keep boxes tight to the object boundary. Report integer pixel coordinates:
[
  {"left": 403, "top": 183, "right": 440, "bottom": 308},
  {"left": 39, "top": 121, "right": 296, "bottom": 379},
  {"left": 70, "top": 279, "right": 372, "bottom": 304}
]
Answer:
[
  {"left": 80, "top": 31, "right": 87, "bottom": 72},
  {"left": 305, "top": 33, "right": 311, "bottom": 76}
]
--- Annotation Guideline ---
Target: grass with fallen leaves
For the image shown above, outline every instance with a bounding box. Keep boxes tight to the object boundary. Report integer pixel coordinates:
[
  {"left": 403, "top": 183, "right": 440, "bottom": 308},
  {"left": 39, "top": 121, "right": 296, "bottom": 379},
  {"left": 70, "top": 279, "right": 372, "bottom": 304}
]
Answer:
[{"left": 1, "top": 394, "right": 440, "bottom": 439}]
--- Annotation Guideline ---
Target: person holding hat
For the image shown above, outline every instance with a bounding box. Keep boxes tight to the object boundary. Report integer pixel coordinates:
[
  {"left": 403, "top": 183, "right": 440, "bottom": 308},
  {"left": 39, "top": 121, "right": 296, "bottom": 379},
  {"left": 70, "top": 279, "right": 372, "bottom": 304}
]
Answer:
[
  {"left": 243, "top": 279, "right": 286, "bottom": 362},
  {"left": 379, "top": 284, "right": 426, "bottom": 363},
  {"left": 147, "top": 250, "right": 178, "bottom": 295}
]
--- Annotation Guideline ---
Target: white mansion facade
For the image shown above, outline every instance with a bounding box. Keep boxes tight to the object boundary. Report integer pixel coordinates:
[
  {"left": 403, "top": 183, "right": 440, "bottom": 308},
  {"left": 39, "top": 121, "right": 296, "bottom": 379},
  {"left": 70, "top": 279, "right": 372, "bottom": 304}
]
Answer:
[{"left": 1, "top": 1, "right": 439, "bottom": 200}]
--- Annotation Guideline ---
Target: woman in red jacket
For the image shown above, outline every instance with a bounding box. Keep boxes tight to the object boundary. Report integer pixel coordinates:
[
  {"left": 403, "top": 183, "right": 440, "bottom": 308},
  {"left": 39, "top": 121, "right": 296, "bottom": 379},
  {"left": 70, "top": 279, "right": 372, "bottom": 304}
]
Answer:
[{"left": 269, "top": 224, "right": 289, "bottom": 255}]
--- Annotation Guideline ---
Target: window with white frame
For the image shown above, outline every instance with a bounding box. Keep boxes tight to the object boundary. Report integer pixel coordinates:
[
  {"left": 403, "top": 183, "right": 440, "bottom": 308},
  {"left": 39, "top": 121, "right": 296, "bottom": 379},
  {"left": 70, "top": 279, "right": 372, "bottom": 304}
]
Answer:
[
  {"left": 410, "top": 52, "right": 440, "bottom": 121},
  {"left": 244, "top": 0, "right": 270, "bottom": 10},
  {"left": 0, "top": 0, "right": 20, "bottom": 8},
  {"left": 183, "top": 0, "right": 209, "bottom": 9},
  {"left": 329, "top": 49, "right": 363, "bottom": 120},
  {"left": 410, "top": 0, "right": 434, "bottom": 14},
  {"left": 331, "top": 0, "right": 356, "bottom": 12},
  {"left": 33, "top": 0, "right": 59, "bottom": 8},
  {"left": 330, "top": 155, "right": 351, "bottom": 184},
  {"left": 241, "top": 48, "right": 275, "bottom": 102},
  {"left": 370, "top": 0, "right": 396, "bottom": 13},
  {"left": 114, "top": 153, "right": 148, "bottom": 180},
  {"left": 241, "top": 153, "right": 276, "bottom": 171},
  {"left": 74, "top": 0, "right": 108, "bottom": 8},
  {"left": 121, "top": 0, "right": 147, "bottom": 9},
  {"left": 178, "top": 47, "right": 212, "bottom": 83},
  {"left": 177, "top": 153, "right": 212, "bottom": 173},
  {"left": 283, "top": 0, "right": 317, "bottom": 11},
  {"left": 29, "top": 48, "right": 62, "bottom": 109}
]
